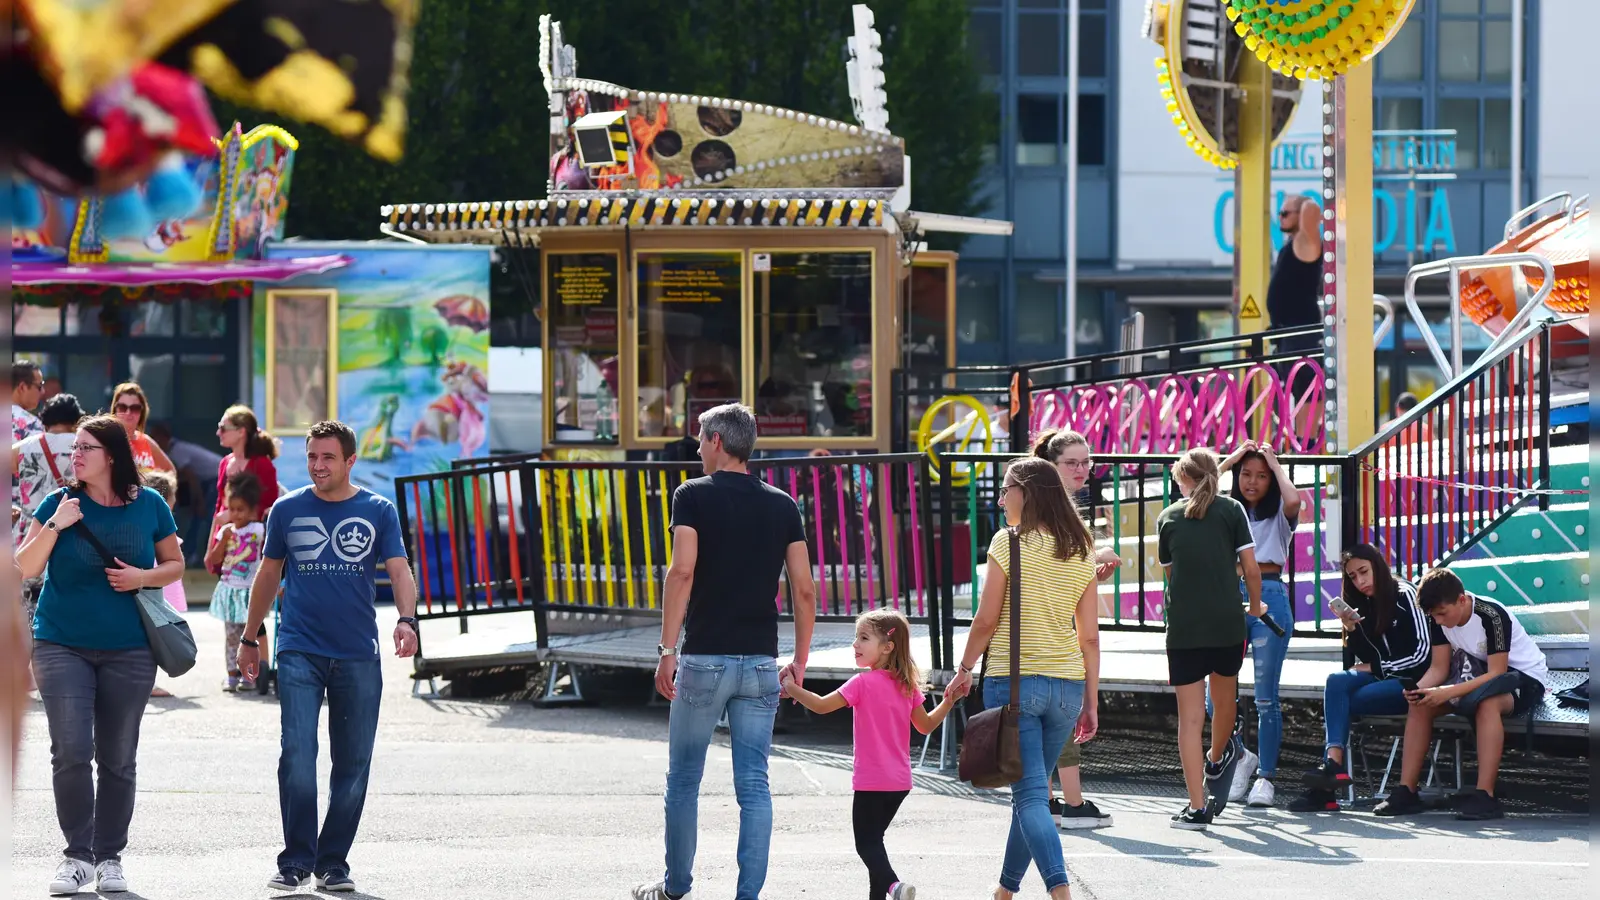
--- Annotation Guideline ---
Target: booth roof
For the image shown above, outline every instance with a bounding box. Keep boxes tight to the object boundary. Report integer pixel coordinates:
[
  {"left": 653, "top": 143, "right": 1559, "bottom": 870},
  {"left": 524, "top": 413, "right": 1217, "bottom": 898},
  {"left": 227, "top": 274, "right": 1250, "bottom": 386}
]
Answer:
[
  {"left": 11, "top": 254, "right": 352, "bottom": 286},
  {"left": 383, "top": 192, "right": 896, "bottom": 243}
]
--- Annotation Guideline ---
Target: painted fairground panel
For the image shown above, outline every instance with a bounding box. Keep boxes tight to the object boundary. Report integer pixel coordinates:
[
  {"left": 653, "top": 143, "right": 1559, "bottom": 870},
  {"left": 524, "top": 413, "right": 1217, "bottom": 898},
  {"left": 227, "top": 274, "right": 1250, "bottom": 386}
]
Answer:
[
  {"left": 230, "top": 131, "right": 296, "bottom": 258},
  {"left": 545, "top": 251, "right": 621, "bottom": 444},
  {"left": 753, "top": 251, "right": 875, "bottom": 439},
  {"left": 255, "top": 243, "right": 493, "bottom": 501}
]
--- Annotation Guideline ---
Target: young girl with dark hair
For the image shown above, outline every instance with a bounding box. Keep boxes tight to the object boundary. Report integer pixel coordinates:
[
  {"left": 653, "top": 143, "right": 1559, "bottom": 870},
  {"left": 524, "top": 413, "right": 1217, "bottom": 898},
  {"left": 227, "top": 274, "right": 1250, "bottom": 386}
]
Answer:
[
  {"left": 1158, "top": 448, "right": 1264, "bottom": 830},
  {"left": 209, "top": 405, "right": 280, "bottom": 565}
]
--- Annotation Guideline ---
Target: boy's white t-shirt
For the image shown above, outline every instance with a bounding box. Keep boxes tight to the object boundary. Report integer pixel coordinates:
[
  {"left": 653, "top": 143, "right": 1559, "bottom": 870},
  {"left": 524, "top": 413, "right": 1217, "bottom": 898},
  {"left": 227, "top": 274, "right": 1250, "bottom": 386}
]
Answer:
[{"left": 1440, "top": 594, "right": 1551, "bottom": 690}]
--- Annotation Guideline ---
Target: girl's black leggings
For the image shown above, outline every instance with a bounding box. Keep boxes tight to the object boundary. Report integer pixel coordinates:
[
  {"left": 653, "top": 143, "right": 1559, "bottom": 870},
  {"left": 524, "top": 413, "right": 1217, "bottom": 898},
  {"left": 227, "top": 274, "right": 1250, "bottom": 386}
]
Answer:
[{"left": 853, "top": 789, "right": 910, "bottom": 899}]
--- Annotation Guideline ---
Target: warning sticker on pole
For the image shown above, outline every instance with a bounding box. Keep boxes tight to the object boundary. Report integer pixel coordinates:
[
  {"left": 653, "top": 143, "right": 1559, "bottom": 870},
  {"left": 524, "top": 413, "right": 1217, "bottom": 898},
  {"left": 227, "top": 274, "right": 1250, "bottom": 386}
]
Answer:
[{"left": 1240, "top": 295, "right": 1263, "bottom": 319}]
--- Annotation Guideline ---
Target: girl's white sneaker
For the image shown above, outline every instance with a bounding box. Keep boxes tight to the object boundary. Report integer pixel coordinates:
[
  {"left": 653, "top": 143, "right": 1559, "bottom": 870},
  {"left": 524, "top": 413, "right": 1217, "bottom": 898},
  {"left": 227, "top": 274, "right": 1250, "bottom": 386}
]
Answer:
[
  {"left": 48, "top": 858, "right": 94, "bottom": 895},
  {"left": 1247, "top": 777, "right": 1277, "bottom": 807}
]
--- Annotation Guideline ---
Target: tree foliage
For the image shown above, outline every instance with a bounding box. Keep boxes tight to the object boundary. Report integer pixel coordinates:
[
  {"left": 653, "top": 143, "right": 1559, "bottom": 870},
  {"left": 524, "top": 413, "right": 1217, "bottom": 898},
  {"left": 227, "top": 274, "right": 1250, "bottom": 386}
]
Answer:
[{"left": 220, "top": 0, "right": 990, "bottom": 240}]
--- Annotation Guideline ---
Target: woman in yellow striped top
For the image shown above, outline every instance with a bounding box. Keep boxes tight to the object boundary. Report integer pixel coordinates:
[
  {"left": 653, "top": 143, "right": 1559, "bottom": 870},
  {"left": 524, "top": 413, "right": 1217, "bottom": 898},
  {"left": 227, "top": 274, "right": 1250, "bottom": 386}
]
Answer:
[{"left": 947, "top": 457, "right": 1101, "bottom": 900}]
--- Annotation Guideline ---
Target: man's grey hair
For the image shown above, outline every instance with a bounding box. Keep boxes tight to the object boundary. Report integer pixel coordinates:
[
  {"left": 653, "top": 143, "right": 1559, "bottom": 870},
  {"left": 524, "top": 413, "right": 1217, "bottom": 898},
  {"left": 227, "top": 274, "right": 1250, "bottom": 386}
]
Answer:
[{"left": 697, "top": 403, "right": 757, "bottom": 461}]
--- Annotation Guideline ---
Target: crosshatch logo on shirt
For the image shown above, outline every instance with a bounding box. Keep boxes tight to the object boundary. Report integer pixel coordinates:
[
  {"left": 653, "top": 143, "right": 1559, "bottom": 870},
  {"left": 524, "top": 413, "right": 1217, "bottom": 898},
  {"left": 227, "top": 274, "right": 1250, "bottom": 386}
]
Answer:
[{"left": 286, "top": 515, "right": 378, "bottom": 565}]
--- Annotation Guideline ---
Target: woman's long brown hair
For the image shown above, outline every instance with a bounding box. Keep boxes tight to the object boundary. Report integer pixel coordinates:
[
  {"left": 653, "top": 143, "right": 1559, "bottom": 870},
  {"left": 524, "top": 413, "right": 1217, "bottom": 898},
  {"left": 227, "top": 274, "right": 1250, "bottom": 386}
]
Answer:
[
  {"left": 1005, "top": 457, "right": 1093, "bottom": 560},
  {"left": 1175, "top": 448, "right": 1221, "bottom": 519},
  {"left": 68, "top": 415, "right": 143, "bottom": 502},
  {"left": 223, "top": 405, "right": 280, "bottom": 459}
]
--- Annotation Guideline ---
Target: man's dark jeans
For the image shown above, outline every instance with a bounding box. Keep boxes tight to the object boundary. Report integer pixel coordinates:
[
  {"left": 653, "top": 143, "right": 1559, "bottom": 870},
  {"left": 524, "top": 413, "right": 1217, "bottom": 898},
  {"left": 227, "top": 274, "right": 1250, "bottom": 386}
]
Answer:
[
  {"left": 32, "top": 640, "right": 158, "bottom": 863},
  {"left": 276, "top": 650, "right": 383, "bottom": 876}
]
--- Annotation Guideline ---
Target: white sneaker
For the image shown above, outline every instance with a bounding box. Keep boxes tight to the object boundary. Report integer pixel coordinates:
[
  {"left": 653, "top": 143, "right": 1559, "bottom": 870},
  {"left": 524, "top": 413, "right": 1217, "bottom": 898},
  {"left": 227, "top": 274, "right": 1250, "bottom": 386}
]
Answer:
[
  {"left": 96, "top": 860, "right": 128, "bottom": 892},
  {"left": 1228, "top": 748, "right": 1259, "bottom": 802},
  {"left": 632, "top": 883, "right": 693, "bottom": 900},
  {"left": 48, "top": 858, "right": 95, "bottom": 895},
  {"left": 1247, "top": 777, "right": 1277, "bottom": 807},
  {"left": 890, "top": 882, "right": 917, "bottom": 900}
]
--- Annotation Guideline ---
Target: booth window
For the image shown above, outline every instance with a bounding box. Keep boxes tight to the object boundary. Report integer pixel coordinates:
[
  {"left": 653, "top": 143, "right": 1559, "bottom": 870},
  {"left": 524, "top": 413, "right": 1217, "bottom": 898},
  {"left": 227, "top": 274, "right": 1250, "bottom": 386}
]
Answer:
[
  {"left": 546, "top": 252, "right": 621, "bottom": 443},
  {"left": 754, "top": 251, "right": 874, "bottom": 439},
  {"left": 265, "top": 289, "right": 337, "bottom": 432},
  {"left": 635, "top": 252, "right": 744, "bottom": 439}
]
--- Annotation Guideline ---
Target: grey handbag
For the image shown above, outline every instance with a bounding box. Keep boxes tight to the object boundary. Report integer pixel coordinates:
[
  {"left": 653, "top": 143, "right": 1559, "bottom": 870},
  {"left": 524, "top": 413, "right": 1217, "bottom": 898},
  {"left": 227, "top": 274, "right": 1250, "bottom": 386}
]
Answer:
[{"left": 73, "top": 510, "right": 198, "bottom": 678}]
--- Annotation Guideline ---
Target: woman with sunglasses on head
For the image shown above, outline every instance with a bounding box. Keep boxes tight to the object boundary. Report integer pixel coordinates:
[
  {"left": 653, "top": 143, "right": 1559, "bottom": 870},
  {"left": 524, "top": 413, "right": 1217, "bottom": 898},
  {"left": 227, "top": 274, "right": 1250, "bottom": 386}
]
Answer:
[
  {"left": 16, "top": 415, "right": 183, "bottom": 895},
  {"left": 108, "top": 383, "right": 174, "bottom": 473},
  {"left": 1030, "top": 429, "right": 1118, "bottom": 830}
]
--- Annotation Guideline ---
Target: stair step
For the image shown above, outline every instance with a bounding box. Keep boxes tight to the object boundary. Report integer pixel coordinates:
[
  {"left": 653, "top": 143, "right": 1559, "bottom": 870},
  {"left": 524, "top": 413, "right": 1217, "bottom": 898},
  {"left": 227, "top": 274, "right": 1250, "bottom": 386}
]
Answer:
[
  {"left": 1513, "top": 601, "right": 1590, "bottom": 636},
  {"left": 1446, "top": 551, "right": 1589, "bottom": 606}
]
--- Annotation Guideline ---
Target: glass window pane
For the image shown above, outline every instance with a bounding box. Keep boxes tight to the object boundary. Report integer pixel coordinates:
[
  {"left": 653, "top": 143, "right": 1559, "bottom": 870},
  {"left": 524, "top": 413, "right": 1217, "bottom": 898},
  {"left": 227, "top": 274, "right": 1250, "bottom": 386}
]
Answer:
[
  {"left": 635, "top": 253, "right": 743, "bottom": 439},
  {"left": 1019, "top": 0, "right": 1061, "bottom": 7},
  {"left": 754, "top": 252, "right": 874, "bottom": 439},
  {"left": 14, "top": 303, "right": 60, "bottom": 336},
  {"left": 546, "top": 253, "right": 621, "bottom": 443},
  {"left": 1018, "top": 13, "right": 1062, "bottom": 76},
  {"left": 65, "top": 300, "right": 109, "bottom": 336},
  {"left": 1438, "top": 99, "right": 1480, "bottom": 169},
  {"left": 1077, "top": 13, "right": 1107, "bottom": 77},
  {"left": 1440, "top": 0, "right": 1479, "bottom": 12},
  {"left": 1017, "top": 94, "right": 1059, "bottom": 166},
  {"left": 1378, "top": 97, "right": 1423, "bottom": 131},
  {"left": 1076, "top": 92, "right": 1106, "bottom": 165},
  {"left": 65, "top": 354, "right": 114, "bottom": 414},
  {"left": 1483, "top": 20, "right": 1512, "bottom": 82},
  {"left": 128, "top": 354, "right": 175, "bottom": 420},
  {"left": 179, "top": 298, "right": 228, "bottom": 338},
  {"left": 956, "top": 269, "right": 1001, "bottom": 346},
  {"left": 268, "top": 291, "right": 334, "bottom": 432},
  {"left": 1438, "top": 21, "right": 1481, "bottom": 82},
  {"left": 1379, "top": 16, "right": 1423, "bottom": 81},
  {"left": 175, "top": 354, "right": 230, "bottom": 446},
  {"left": 1482, "top": 98, "right": 1512, "bottom": 168},
  {"left": 1015, "top": 277, "right": 1060, "bottom": 342},
  {"left": 129, "top": 301, "right": 176, "bottom": 337},
  {"left": 969, "top": 11, "right": 1002, "bottom": 76},
  {"left": 1485, "top": 0, "right": 1511, "bottom": 12},
  {"left": 905, "top": 262, "right": 952, "bottom": 368},
  {"left": 981, "top": 92, "right": 1001, "bottom": 165}
]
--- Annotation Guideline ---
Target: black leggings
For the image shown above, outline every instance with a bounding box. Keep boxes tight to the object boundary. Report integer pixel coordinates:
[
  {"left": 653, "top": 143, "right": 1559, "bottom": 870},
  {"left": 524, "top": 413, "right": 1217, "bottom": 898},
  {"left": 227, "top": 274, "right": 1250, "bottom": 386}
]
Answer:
[{"left": 853, "top": 789, "right": 909, "bottom": 899}]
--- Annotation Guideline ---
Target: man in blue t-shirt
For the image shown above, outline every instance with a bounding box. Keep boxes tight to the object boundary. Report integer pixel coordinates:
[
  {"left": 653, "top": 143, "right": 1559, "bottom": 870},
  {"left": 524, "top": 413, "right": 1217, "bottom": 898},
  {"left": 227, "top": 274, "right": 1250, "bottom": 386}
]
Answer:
[{"left": 237, "top": 421, "right": 418, "bottom": 894}]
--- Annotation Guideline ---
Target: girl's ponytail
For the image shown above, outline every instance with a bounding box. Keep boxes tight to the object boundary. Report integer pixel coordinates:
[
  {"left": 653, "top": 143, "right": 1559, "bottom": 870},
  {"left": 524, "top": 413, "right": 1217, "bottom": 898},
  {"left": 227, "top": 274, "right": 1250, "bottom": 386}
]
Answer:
[{"left": 1177, "top": 448, "right": 1221, "bottom": 519}]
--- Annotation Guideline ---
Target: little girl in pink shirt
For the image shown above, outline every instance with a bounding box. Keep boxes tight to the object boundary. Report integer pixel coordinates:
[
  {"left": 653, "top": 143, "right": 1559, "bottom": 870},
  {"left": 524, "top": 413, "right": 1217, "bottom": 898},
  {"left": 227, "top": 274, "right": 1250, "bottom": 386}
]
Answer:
[{"left": 782, "top": 608, "right": 966, "bottom": 900}]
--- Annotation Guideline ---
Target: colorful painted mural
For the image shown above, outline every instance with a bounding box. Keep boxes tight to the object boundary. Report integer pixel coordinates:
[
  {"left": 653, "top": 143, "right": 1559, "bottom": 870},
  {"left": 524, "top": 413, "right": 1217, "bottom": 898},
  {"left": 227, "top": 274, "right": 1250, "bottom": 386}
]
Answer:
[{"left": 254, "top": 243, "right": 493, "bottom": 502}]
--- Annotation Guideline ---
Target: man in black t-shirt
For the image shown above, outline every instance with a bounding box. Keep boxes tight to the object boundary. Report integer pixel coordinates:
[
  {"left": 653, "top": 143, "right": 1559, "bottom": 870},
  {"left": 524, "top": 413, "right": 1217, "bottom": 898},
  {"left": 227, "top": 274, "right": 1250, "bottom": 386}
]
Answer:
[{"left": 635, "top": 403, "right": 816, "bottom": 900}]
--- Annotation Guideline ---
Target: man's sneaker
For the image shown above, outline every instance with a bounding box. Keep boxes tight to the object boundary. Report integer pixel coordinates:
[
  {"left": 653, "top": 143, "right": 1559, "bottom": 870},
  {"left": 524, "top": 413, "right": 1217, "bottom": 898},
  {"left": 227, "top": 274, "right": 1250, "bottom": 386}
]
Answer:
[
  {"left": 268, "top": 867, "right": 312, "bottom": 891},
  {"left": 1373, "top": 784, "right": 1425, "bottom": 817},
  {"left": 1288, "top": 787, "right": 1341, "bottom": 812},
  {"left": 1303, "top": 757, "right": 1352, "bottom": 792},
  {"left": 1203, "top": 731, "right": 1243, "bottom": 816},
  {"left": 222, "top": 675, "right": 239, "bottom": 693},
  {"left": 1246, "top": 778, "right": 1276, "bottom": 808},
  {"left": 1228, "top": 747, "right": 1260, "bottom": 801},
  {"left": 1057, "top": 798, "right": 1114, "bottom": 829},
  {"left": 889, "top": 881, "right": 917, "bottom": 900},
  {"left": 631, "top": 883, "right": 692, "bottom": 900},
  {"left": 95, "top": 860, "right": 128, "bottom": 892},
  {"left": 239, "top": 678, "right": 257, "bottom": 693},
  {"left": 316, "top": 869, "right": 357, "bottom": 892},
  {"left": 48, "top": 858, "right": 95, "bottom": 895},
  {"left": 1171, "top": 805, "right": 1213, "bottom": 830},
  {"left": 1455, "top": 789, "right": 1505, "bottom": 821}
]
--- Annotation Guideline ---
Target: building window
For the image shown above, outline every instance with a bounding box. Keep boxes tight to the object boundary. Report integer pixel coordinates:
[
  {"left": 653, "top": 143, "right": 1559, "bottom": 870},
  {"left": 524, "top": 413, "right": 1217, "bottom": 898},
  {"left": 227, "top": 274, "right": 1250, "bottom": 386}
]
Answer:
[
  {"left": 955, "top": 268, "right": 1001, "bottom": 347},
  {"left": 969, "top": 7, "right": 1002, "bottom": 77},
  {"left": 1016, "top": 94, "right": 1059, "bottom": 166},
  {"left": 1015, "top": 276, "right": 1059, "bottom": 343},
  {"left": 754, "top": 252, "right": 875, "bottom": 439},
  {"left": 546, "top": 252, "right": 621, "bottom": 443},
  {"left": 1017, "top": 11, "right": 1061, "bottom": 76},
  {"left": 634, "top": 252, "right": 743, "bottom": 440}
]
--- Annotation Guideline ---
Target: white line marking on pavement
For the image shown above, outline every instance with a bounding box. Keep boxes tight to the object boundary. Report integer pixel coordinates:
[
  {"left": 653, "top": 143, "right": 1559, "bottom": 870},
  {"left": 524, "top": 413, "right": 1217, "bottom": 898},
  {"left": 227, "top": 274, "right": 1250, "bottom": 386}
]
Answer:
[{"left": 767, "top": 848, "right": 1587, "bottom": 867}]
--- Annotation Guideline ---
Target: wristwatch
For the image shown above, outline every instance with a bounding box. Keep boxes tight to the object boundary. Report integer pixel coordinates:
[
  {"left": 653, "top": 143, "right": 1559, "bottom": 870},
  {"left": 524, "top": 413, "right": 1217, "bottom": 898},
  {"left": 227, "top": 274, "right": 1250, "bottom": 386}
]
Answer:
[
  {"left": 45, "top": 521, "right": 59, "bottom": 532},
  {"left": 657, "top": 644, "right": 677, "bottom": 657},
  {"left": 397, "top": 616, "right": 419, "bottom": 631}
]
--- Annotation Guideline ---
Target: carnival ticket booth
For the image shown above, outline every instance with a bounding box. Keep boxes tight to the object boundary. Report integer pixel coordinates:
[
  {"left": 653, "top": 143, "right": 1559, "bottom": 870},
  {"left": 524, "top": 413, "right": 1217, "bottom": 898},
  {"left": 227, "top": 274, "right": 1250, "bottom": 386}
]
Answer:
[{"left": 381, "top": 11, "right": 998, "bottom": 456}]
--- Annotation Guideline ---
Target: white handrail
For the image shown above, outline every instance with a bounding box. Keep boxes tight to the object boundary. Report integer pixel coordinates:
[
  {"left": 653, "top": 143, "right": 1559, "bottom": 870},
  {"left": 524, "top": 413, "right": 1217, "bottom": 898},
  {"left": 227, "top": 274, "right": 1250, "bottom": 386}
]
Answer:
[
  {"left": 1503, "top": 191, "right": 1573, "bottom": 240},
  {"left": 1401, "top": 253, "right": 1555, "bottom": 379},
  {"left": 1373, "top": 293, "right": 1395, "bottom": 346}
]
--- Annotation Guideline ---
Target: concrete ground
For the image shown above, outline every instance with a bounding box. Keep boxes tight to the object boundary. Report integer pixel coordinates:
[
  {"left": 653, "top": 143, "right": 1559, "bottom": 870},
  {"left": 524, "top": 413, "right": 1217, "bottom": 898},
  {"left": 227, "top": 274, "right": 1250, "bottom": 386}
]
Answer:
[{"left": 9, "top": 609, "right": 1588, "bottom": 900}]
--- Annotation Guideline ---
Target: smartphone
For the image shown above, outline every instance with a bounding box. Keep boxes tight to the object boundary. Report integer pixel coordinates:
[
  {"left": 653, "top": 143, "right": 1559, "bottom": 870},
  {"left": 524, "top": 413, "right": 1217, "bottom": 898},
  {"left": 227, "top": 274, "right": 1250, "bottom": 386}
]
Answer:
[
  {"left": 1329, "top": 596, "right": 1364, "bottom": 621},
  {"left": 1398, "top": 677, "right": 1420, "bottom": 692}
]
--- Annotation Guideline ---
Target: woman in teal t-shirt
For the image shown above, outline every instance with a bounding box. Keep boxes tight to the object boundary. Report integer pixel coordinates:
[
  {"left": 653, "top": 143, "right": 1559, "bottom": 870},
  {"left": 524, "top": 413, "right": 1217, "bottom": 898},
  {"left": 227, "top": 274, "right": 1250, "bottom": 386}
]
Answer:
[{"left": 16, "top": 415, "right": 182, "bottom": 896}]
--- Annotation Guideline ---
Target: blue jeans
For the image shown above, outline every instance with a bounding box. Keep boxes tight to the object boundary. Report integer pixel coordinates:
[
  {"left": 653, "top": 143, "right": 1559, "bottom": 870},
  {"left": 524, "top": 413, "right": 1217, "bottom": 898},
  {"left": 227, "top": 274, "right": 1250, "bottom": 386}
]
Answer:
[
  {"left": 1323, "top": 670, "right": 1409, "bottom": 752},
  {"left": 276, "top": 651, "right": 383, "bottom": 876},
  {"left": 664, "top": 654, "right": 780, "bottom": 900},
  {"left": 982, "top": 675, "right": 1084, "bottom": 894},
  {"left": 1208, "top": 578, "right": 1292, "bottom": 777}
]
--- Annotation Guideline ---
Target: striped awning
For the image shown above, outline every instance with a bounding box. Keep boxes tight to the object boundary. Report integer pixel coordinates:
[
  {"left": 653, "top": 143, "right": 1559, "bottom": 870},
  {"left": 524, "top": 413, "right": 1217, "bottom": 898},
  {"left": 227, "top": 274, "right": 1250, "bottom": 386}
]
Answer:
[{"left": 382, "top": 193, "right": 892, "bottom": 243}]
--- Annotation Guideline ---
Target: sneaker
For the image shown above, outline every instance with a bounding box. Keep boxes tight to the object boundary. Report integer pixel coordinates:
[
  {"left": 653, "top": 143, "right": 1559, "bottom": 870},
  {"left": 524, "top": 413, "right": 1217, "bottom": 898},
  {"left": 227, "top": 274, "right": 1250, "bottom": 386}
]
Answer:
[
  {"left": 1373, "top": 784, "right": 1425, "bottom": 817},
  {"left": 239, "top": 678, "right": 257, "bottom": 693},
  {"left": 889, "top": 882, "right": 917, "bottom": 900},
  {"left": 48, "top": 858, "right": 95, "bottom": 895},
  {"left": 631, "top": 883, "right": 693, "bottom": 900},
  {"left": 1057, "top": 798, "right": 1114, "bottom": 829},
  {"left": 317, "top": 869, "right": 357, "bottom": 892},
  {"left": 95, "top": 860, "right": 128, "bottom": 892},
  {"left": 1048, "top": 797, "right": 1067, "bottom": 822},
  {"left": 1247, "top": 778, "right": 1276, "bottom": 808},
  {"left": 1228, "top": 748, "right": 1259, "bottom": 801},
  {"left": 1288, "top": 787, "right": 1341, "bottom": 812},
  {"left": 1303, "top": 757, "right": 1352, "bottom": 792},
  {"left": 268, "top": 867, "right": 312, "bottom": 891},
  {"left": 1455, "top": 789, "right": 1505, "bottom": 821},
  {"left": 223, "top": 675, "right": 240, "bottom": 693},
  {"left": 1171, "top": 805, "right": 1213, "bottom": 830},
  {"left": 1203, "top": 732, "right": 1243, "bottom": 817}
]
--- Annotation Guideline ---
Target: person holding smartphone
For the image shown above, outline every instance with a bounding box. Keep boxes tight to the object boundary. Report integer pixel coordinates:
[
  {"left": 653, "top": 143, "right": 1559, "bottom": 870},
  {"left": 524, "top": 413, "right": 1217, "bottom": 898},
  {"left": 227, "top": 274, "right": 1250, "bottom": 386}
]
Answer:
[{"left": 1291, "top": 545, "right": 1448, "bottom": 812}]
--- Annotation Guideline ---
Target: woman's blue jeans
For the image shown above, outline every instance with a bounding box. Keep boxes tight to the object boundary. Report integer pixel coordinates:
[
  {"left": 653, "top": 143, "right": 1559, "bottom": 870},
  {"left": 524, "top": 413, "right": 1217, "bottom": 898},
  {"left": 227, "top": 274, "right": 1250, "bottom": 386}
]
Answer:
[
  {"left": 1323, "top": 669, "right": 1410, "bottom": 752},
  {"left": 1205, "top": 578, "right": 1291, "bottom": 777},
  {"left": 982, "top": 674, "right": 1085, "bottom": 894}
]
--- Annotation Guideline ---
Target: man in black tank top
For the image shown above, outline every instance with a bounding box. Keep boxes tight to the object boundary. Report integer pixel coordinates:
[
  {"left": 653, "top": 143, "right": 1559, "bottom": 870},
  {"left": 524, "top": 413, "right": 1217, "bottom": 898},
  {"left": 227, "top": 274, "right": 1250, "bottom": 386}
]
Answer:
[{"left": 1265, "top": 196, "right": 1324, "bottom": 431}]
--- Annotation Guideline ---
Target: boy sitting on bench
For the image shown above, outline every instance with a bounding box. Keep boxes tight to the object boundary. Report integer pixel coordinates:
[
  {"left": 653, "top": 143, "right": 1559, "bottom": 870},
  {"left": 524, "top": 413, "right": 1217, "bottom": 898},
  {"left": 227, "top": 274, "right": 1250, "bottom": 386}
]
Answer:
[{"left": 1373, "top": 568, "right": 1551, "bottom": 821}]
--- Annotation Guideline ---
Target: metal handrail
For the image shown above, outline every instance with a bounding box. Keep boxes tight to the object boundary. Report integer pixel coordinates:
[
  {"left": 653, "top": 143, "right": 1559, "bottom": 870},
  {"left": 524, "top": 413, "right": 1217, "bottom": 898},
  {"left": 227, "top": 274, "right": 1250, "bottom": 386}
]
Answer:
[
  {"left": 1372, "top": 293, "right": 1395, "bottom": 346},
  {"left": 1503, "top": 191, "right": 1575, "bottom": 240},
  {"left": 1401, "top": 252, "right": 1554, "bottom": 379}
]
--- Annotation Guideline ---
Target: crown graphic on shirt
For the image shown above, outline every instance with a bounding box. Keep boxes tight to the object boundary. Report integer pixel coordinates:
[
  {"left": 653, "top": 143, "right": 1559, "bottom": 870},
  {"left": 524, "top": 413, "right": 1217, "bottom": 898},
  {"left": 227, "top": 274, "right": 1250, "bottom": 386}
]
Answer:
[{"left": 338, "top": 525, "right": 373, "bottom": 558}]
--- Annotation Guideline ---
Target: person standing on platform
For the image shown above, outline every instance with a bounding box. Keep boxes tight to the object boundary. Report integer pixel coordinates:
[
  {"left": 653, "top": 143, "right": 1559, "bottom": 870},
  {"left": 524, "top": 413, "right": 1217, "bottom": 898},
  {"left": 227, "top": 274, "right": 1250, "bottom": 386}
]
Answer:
[
  {"left": 1267, "top": 195, "right": 1324, "bottom": 436},
  {"left": 636, "top": 403, "right": 818, "bottom": 900},
  {"left": 237, "top": 421, "right": 419, "bottom": 894}
]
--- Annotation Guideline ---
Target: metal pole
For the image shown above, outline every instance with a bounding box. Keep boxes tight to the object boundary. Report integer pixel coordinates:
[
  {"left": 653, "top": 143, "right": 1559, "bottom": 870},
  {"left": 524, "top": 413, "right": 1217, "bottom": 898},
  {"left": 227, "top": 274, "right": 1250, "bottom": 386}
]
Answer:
[
  {"left": 1510, "top": 0, "right": 1524, "bottom": 216},
  {"left": 1064, "top": 0, "right": 1080, "bottom": 359}
]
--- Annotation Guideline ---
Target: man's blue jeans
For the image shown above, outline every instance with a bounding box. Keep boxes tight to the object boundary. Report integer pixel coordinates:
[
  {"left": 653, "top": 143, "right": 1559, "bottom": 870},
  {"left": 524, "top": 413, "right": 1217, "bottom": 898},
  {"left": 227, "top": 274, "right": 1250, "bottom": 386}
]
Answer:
[
  {"left": 663, "top": 654, "right": 780, "bottom": 900},
  {"left": 1323, "top": 669, "right": 1409, "bottom": 752},
  {"left": 276, "top": 650, "right": 383, "bottom": 876},
  {"left": 1206, "top": 578, "right": 1292, "bottom": 777},
  {"left": 982, "top": 674, "right": 1084, "bottom": 894}
]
